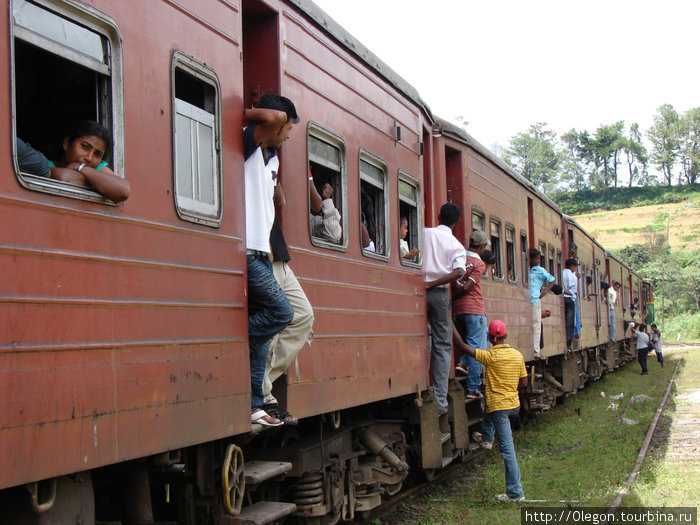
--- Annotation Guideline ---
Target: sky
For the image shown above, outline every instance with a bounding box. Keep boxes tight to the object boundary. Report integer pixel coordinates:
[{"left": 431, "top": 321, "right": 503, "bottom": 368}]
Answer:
[{"left": 311, "top": 0, "right": 699, "bottom": 153}]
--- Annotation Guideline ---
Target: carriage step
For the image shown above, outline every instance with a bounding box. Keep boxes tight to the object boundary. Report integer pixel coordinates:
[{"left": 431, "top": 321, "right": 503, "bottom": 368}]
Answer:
[
  {"left": 244, "top": 461, "right": 293, "bottom": 485},
  {"left": 216, "top": 501, "right": 297, "bottom": 525},
  {"left": 440, "top": 432, "right": 451, "bottom": 445}
]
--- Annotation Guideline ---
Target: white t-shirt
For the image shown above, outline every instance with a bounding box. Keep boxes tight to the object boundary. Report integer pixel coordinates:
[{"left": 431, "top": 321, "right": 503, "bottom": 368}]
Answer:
[
  {"left": 423, "top": 224, "right": 466, "bottom": 283},
  {"left": 608, "top": 287, "right": 617, "bottom": 311},
  {"left": 243, "top": 125, "right": 277, "bottom": 253},
  {"left": 635, "top": 330, "right": 650, "bottom": 350}
]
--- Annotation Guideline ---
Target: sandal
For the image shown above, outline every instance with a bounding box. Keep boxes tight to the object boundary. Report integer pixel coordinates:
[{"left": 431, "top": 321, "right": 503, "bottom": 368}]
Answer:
[
  {"left": 251, "top": 408, "right": 283, "bottom": 427},
  {"left": 263, "top": 403, "right": 299, "bottom": 426}
]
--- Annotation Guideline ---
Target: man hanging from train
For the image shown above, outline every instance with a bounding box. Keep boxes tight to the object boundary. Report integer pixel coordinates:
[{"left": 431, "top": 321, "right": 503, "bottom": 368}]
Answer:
[
  {"left": 261, "top": 101, "right": 316, "bottom": 427},
  {"left": 243, "top": 95, "right": 297, "bottom": 426},
  {"left": 452, "top": 230, "right": 491, "bottom": 399},
  {"left": 608, "top": 281, "right": 621, "bottom": 342},
  {"left": 423, "top": 203, "right": 467, "bottom": 416},
  {"left": 453, "top": 320, "right": 528, "bottom": 502},
  {"left": 529, "top": 248, "right": 555, "bottom": 359}
]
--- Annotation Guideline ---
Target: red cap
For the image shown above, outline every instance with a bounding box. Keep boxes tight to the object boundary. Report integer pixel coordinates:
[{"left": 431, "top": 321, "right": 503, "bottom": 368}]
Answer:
[{"left": 488, "top": 320, "right": 507, "bottom": 337}]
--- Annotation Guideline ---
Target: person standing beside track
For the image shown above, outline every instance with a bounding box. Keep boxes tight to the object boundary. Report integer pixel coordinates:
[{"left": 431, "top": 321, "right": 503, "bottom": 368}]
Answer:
[
  {"left": 452, "top": 230, "right": 490, "bottom": 399},
  {"left": 243, "top": 95, "right": 297, "bottom": 427},
  {"left": 423, "top": 203, "right": 467, "bottom": 416},
  {"left": 453, "top": 320, "right": 528, "bottom": 502}
]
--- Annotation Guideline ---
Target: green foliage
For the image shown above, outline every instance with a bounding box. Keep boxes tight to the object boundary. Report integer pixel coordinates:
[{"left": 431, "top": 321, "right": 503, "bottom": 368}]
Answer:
[
  {"left": 551, "top": 183, "right": 700, "bottom": 215},
  {"left": 662, "top": 311, "right": 700, "bottom": 341},
  {"left": 504, "top": 122, "right": 561, "bottom": 190}
]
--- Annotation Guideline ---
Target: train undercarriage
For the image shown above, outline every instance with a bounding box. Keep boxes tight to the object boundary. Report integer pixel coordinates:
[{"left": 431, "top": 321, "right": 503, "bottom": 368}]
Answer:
[{"left": 3, "top": 341, "right": 636, "bottom": 525}]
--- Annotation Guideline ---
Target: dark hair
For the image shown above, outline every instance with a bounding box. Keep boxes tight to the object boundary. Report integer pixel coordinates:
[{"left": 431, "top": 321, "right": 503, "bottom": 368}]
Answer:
[
  {"left": 257, "top": 94, "right": 300, "bottom": 123},
  {"left": 528, "top": 248, "right": 541, "bottom": 260},
  {"left": 437, "top": 203, "right": 461, "bottom": 227},
  {"left": 638, "top": 323, "right": 646, "bottom": 332},
  {"left": 569, "top": 243, "right": 578, "bottom": 251},
  {"left": 613, "top": 281, "right": 621, "bottom": 287},
  {"left": 565, "top": 258, "right": 578, "bottom": 268},
  {"left": 551, "top": 284, "right": 563, "bottom": 295},
  {"left": 63, "top": 120, "right": 112, "bottom": 160},
  {"left": 400, "top": 216, "right": 408, "bottom": 224},
  {"left": 481, "top": 250, "right": 496, "bottom": 265}
]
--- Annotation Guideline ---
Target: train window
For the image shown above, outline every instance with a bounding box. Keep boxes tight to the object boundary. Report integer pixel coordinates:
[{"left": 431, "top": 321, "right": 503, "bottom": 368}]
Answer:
[
  {"left": 556, "top": 250, "right": 562, "bottom": 284},
  {"left": 172, "top": 53, "right": 222, "bottom": 226},
  {"left": 359, "top": 152, "right": 388, "bottom": 259},
  {"left": 12, "top": 0, "right": 124, "bottom": 202},
  {"left": 471, "top": 210, "right": 485, "bottom": 233},
  {"left": 489, "top": 219, "right": 503, "bottom": 280},
  {"left": 548, "top": 245, "right": 555, "bottom": 276},
  {"left": 520, "top": 231, "right": 529, "bottom": 287},
  {"left": 538, "top": 241, "right": 546, "bottom": 261},
  {"left": 308, "top": 126, "right": 346, "bottom": 251},
  {"left": 505, "top": 225, "right": 516, "bottom": 283},
  {"left": 398, "top": 172, "right": 421, "bottom": 266}
]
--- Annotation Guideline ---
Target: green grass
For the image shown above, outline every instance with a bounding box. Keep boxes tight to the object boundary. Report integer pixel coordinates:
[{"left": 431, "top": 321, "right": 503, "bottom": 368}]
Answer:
[{"left": 370, "top": 347, "right": 697, "bottom": 524}]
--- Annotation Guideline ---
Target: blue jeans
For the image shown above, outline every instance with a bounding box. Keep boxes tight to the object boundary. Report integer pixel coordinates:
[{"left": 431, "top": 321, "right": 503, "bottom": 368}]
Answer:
[
  {"left": 481, "top": 407, "right": 524, "bottom": 499},
  {"left": 608, "top": 308, "right": 615, "bottom": 342},
  {"left": 426, "top": 287, "right": 452, "bottom": 414},
  {"left": 247, "top": 254, "right": 294, "bottom": 409},
  {"left": 456, "top": 313, "right": 486, "bottom": 393}
]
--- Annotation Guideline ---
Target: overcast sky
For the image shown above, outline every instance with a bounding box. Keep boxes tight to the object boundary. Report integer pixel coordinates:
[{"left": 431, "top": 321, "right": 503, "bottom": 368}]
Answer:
[{"left": 311, "top": 0, "right": 699, "bottom": 152}]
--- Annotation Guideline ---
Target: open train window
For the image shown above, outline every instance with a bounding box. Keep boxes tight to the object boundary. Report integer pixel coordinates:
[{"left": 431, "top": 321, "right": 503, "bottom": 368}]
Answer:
[
  {"left": 308, "top": 126, "right": 346, "bottom": 251},
  {"left": 538, "top": 241, "right": 546, "bottom": 261},
  {"left": 12, "top": 0, "right": 124, "bottom": 203},
  {"left": 398, "top": 172, "right": 421, "bottom": 266},
  {"left": 520, "top": 231, "right": 529, "bottom": 287},
  {"left": 172, "top": 52, "right": 222, "bottom": 226},
  {"left": 359, "top": 151, "right": 388, "bottom": 259},
  {"left": 505, "top": 225, "right": 516, "bottom": 283},
  {"left": 471, "top": 209, "right": 485, "bottom": 233},
  {"left": 556, "top": 250, "right": 562, "bottom": 284},
  {"left": 489, "top": 219, "right": 503, "bottom": 280},
  {"left": 548, "top": 245, "right": 555, "bottom": 277}
]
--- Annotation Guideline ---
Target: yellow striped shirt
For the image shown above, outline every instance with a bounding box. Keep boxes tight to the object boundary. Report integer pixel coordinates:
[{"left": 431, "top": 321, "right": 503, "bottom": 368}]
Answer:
[{"left": 474, "top": 344, "right": 527, "bottom": 413}]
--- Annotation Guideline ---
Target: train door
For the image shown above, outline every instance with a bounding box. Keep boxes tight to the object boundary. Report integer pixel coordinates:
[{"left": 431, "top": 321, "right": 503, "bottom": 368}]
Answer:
[
  {"left": 422, "top": 127, "right": 434, "bottom": 226},
  {"left": 242, "top": 0, "right": 280, "bottom": 109},
  {"left": 444, "top": 145, "right": 464, "bottom": 242}
]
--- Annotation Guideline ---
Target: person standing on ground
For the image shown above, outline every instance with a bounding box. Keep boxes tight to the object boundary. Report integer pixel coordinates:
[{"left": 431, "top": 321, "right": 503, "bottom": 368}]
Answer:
[
  {"left": 452, "top": 230, "right": 490, "bottom": 399},
  {"left": 529, "top": 248, "right": 555, "bottom": 359},
  {"left": 650, "top": 324, "right": 664, "bottom": 368},
  {"left": 243, "top": 95, "right": 297, "bottom": 426},
  {"left": 423, "top": 203, "right": 467, "bottom": 416},
  {"left": 630, "top": 322, "right": 651, "bottom": 375},
  {"left": 453, "top": 320, "right": 528, "bottom": 502},
  {"left": 562, "top": 258, "right": 579, "bottom": 352}
]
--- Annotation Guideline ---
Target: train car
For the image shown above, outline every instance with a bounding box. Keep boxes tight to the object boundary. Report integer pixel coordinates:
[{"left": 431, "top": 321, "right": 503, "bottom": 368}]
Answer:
[{"left": 0, "top": 0, "right": 648, "bottom": 523}]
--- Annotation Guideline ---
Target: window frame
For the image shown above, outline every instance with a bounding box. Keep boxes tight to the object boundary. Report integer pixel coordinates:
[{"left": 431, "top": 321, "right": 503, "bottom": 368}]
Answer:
[
  {"left": 11, "top": 0, "right": 125, "bottom": 204},
  {"left": 359, "top": 149, "right": 389, "bottom": 261},
  {"left": 307, "top": 123, "right": 348, "bottom": 252},
  {"left": 489, "top": 217, "right": 504, "bottom": 281},
  {"left": 505, "top": 223, "right": 517, "bottom": 284},
  {"left": 471, "top": 207, "right": 485, "bottom": 234},
  {"left": 520, "top": 230, "right": 529, "bottom": 287},
  {"left": 171, "top": 51, "right": 223, "bottom": 227},
  {"left": 398, "top": 170, "right": 422, "bottom": 268}
]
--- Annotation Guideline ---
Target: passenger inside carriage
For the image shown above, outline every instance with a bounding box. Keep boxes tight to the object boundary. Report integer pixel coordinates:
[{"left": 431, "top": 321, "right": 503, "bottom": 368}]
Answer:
[
  {"left": 309, "top": 177, "right": 342, "bottom": 243},
  {"left": 43, "top": 120, "right": 130, "bottom": 203},
  {"left": 399, "top": 216, "right": 420, "bottom": 260},
  {"left": 15, "top": 138, "right": 50, "bottom": 177}
]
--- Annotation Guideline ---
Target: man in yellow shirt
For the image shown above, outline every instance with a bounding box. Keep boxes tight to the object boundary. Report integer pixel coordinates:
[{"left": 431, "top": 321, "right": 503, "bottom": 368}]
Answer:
[{"left": 454, "top": 320, "right": 528, "bottom": 502}]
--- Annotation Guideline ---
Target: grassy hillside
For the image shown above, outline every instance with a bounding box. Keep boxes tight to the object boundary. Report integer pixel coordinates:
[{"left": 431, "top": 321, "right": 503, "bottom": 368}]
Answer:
[
  {"left": 572, "top": 199, "right": 700, "bottom": 252},
  {"left": 551, "top": 186, "right": 700, "bottom": 252}
]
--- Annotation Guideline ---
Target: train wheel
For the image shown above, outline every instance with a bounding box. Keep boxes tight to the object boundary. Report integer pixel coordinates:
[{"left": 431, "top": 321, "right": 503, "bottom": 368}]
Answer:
[{"left": 222, "top": 444, "right": 245, "bottom": 516}]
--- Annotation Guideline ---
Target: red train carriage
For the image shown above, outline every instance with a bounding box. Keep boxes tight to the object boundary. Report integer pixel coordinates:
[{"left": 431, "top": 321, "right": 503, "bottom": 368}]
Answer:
[{"left": 1, "top": 0, "right": 648, "bottom": 523}]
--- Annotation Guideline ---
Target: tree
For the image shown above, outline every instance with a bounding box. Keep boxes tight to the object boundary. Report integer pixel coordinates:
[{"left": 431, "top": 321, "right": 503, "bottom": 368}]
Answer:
[
  {"left": 593, "top": 122, "right": 625, "bottom": 187},
  {"left": 622, "top": 123, "right": 649, "bottom": 187},
  {"left": 561, "top": 129, "right": 596, "bottom": 189},
  {"left": 504, "top": 123, "right": 561, "bottom": 190},
  {"left": 648, "top": 104, "right": 680, "bottom": 186},
  {"left": 618, "top": 244, "right": 651, "bottom": 270},
  {"left": 678, "top": 107, "right": 700, "bottom": 185}
]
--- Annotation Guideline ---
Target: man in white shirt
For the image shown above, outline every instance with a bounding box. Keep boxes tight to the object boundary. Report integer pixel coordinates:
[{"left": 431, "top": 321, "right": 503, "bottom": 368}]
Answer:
[
  {"left": 423, "top": 203, "right": 467, "bottom": 415},
  {"left": 607, "top": 281, "right": 621, "bottom": 342},
  {"left": 562, "top": 258, "right": 579, "bottom": 351}
]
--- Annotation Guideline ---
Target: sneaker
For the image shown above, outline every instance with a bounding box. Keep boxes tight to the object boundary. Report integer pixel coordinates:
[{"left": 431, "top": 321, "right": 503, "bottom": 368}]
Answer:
[
  {"left": 455, "top": 364, "right": 468, "bottom": 376},
  {"left": 471, "top": 432, "right": 493, "bottom": 450},
  {"left": 495, "top": 493, "right": 525, "bottom": 502},
  {"left": 466, "top": 391, "right": 482, "bottom": 399}
]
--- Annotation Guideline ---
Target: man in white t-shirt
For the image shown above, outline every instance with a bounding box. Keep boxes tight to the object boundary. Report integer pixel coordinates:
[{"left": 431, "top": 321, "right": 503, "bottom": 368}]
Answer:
[
  {"left": 243, "top": 94, "right": 299, "bottom": 426},
  {"left": 607, "top": 281, "right": 621, "bottom": 342}
]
